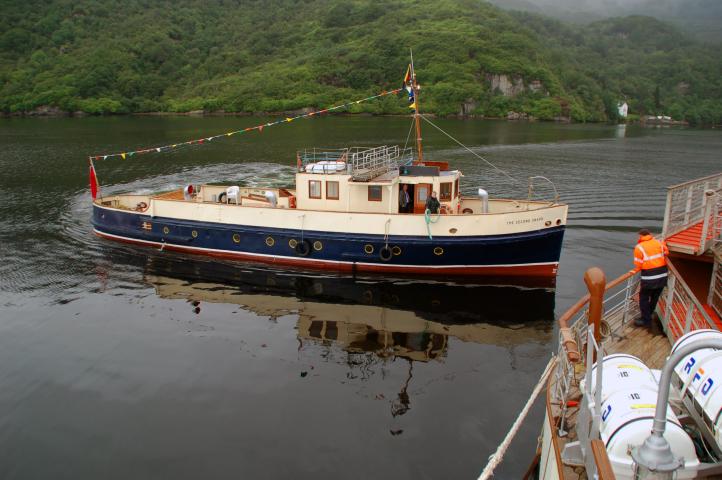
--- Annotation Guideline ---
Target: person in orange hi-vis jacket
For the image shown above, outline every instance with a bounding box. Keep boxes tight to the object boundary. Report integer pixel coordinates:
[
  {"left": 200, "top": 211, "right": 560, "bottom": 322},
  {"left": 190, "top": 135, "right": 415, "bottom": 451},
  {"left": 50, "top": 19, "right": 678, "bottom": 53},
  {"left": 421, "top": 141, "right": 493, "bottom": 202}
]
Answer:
[{"left": 629, "top": 228, "right": 669, "bottom": 327}]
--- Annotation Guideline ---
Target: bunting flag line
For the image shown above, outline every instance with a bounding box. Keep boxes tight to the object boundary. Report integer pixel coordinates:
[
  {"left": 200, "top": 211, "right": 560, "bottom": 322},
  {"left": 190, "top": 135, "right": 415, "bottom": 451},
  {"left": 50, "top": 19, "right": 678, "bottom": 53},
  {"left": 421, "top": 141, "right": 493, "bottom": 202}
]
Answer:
[{"left": 90, "top": 88, "right": 403, "bottom": 161}]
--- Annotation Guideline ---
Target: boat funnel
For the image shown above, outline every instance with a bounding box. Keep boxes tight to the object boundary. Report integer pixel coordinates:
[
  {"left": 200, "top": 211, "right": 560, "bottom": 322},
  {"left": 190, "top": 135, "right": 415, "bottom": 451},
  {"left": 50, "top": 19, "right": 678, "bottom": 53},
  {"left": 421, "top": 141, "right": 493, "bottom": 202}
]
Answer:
[{"left": 478, "top": 188, "right": 489, "bottom": 213}]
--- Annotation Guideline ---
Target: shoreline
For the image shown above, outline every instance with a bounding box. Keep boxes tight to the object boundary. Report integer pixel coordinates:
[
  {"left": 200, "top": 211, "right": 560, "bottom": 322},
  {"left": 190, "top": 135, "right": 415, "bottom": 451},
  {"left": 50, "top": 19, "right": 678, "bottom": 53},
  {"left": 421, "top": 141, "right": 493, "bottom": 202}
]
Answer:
[{"left": 0, "top": 108, "right": 695, "bottom": 127}]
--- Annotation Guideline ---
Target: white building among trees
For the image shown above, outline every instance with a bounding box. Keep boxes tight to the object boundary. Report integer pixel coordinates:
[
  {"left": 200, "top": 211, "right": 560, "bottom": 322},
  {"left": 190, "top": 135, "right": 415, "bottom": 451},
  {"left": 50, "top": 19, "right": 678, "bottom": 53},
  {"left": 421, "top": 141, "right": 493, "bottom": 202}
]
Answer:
[{"left": 617, "top": 101, "right": 628, "bottom": 118}]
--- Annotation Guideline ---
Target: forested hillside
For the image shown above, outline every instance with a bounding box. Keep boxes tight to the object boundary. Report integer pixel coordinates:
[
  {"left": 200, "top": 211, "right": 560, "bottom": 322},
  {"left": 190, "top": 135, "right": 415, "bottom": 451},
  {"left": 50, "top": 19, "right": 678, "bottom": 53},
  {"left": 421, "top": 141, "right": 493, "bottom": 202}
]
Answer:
[
  {"left": 488, "top": 0, "right": 722, "bottom": 44},
  {"left": 1, "top": 0, "right": 721, "bottom": 124}
]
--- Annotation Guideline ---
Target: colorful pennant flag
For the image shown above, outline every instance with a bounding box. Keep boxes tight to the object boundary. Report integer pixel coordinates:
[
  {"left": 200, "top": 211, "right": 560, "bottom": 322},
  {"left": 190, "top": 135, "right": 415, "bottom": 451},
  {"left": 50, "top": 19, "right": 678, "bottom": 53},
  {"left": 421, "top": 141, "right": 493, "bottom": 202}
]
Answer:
[{"left": 90, "top": 87, "right": 403, "bottom": 161}]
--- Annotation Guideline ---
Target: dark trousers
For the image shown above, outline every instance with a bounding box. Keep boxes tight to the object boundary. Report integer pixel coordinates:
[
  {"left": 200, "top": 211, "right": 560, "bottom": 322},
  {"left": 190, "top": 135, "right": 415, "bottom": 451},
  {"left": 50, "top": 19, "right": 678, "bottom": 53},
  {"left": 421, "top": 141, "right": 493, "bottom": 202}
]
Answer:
[{"left": 639, "top": 286, "right": 665, "bottom": 325}]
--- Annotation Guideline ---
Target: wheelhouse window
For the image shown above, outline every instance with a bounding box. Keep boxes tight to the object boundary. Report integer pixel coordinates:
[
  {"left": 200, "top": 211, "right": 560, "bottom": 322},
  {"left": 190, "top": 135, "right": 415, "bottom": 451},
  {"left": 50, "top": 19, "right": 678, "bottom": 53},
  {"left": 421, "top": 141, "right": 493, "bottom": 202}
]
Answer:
[
  {"left": 309, "top": 180, "right": 322, "bottom": 199},
  {"left": 368, "top": 186, "right": 382, "bottom": 202},
  {"left": 326, "top": 181, "right": 339, "bottom": 200},
  {"left": 440, "top": 182, "right": 452, "bottom": 201}
]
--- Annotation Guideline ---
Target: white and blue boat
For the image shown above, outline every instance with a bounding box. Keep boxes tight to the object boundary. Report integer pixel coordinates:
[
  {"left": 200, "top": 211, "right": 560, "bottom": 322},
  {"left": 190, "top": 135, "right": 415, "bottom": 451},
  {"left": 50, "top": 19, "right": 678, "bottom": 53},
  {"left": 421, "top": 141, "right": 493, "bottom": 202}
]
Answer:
[{"left": 90, "top": 62, "right": 567, "bottom": 280}]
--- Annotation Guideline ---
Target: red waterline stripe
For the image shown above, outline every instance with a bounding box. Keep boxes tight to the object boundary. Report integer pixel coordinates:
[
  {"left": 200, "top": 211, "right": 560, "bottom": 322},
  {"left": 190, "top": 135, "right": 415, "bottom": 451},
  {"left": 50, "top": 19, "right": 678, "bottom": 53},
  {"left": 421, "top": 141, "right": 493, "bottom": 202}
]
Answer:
[{"left": 94, "top": 229, "right": 558, "bottom": 277}]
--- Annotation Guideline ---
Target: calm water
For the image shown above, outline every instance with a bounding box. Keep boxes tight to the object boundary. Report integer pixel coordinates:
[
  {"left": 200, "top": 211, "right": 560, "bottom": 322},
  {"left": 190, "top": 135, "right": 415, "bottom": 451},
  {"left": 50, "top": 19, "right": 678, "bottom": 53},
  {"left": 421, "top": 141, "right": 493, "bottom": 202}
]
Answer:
[{"left": 1, "top": 116, "right": 720, "bottom": 479}]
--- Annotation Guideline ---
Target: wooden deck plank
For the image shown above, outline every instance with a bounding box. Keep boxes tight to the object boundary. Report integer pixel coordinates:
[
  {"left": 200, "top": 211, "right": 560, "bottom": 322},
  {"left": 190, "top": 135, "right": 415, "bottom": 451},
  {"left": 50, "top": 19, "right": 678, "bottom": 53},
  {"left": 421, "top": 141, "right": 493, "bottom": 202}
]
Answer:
[{"left": 605, "top": 320, "right": 671, "bottom": 369}]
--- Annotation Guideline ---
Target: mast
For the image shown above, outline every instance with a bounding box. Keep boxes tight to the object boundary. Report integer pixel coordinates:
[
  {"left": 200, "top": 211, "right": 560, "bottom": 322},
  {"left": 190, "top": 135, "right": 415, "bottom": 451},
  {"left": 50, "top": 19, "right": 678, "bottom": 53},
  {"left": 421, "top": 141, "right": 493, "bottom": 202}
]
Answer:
[{"left": 410, "top": 50, "right": 423, "bottom": 163}]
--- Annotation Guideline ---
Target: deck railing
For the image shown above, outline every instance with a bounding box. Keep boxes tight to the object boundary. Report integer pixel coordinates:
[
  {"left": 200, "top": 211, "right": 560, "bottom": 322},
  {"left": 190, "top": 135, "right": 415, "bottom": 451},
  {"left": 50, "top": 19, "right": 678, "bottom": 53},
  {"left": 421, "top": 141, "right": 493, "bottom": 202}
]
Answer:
[
  {"left": 708, "top": 246, "right": 722, "bottom": 319},
  {"left": 554, "top": 271, "right": 639, "bottom": 436},
  {"left": 297, "top": 146, "right": 414, "bottom": 181},
  {"left": 700, "top": 189, "right": 722, "bottom": 253},
  {"left": 662, "top": 172, "right": 722, "bottom": 240},
  {"left": 349, "top": 145, "right": 414, "bottom": 181},
  {"left": 658, "top": 260, "right": 719, "bottom": 342}
]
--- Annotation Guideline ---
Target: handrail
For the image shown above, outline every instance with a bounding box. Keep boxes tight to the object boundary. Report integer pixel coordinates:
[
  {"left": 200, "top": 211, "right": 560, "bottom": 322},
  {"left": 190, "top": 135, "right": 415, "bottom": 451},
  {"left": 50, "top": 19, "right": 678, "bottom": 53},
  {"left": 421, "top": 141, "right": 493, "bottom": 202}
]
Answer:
[
  {"left": 557, "top": 270, "right": 635, "bottom": 363},
  {"left": 527, "top": 176, "right": 559, "bottom": 204},
  {"left": 666, "top": 172, "right": 722, "bottom": 191},
  {"left": 558, "top": 270, "right": 636, "bottom": 329},
  {"left": 663, "top": 260, "right": 718, "bottom": 338},
  {"left": 710, "top": 247, "right": 722, "bottom": 319},
  {"left": 662, "top": 172, "right": 722, "bottom": 238},
  {"left": 591, "top": 439, "right": 617, "bottom": 480},
  {"left": 668, "top": 260, "right": 713, "bottom": 325}
]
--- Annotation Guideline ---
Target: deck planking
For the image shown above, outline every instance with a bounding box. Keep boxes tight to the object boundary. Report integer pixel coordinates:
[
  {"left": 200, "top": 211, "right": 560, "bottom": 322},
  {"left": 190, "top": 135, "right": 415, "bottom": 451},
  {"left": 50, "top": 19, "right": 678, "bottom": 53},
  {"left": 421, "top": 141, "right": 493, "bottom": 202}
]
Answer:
[{"left": 605, "top": 318, "right": 671, "bottom": 369}]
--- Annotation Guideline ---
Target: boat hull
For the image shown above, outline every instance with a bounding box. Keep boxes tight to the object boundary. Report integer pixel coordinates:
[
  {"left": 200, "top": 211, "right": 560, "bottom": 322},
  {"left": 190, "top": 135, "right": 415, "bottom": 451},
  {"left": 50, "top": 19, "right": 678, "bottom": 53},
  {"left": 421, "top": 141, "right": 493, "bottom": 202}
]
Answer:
[{"left": 92, "top": 205, "right": 565, "bottom": 277}]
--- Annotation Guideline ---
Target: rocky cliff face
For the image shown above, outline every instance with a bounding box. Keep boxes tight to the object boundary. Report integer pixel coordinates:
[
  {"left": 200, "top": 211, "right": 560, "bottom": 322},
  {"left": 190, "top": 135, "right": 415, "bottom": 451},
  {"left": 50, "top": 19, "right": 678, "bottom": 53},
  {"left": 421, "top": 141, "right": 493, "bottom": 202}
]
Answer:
[{"left": 485, "top": 74, "right": 547, "bottom": 96}]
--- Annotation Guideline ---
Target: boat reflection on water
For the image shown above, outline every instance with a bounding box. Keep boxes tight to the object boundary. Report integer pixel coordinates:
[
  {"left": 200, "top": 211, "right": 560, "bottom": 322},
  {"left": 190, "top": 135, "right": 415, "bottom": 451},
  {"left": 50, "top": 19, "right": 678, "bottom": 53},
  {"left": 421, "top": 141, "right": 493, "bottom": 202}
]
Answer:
[
  {"left": 138, "top": 253, "right": 556, "bottom": 418},
  {"left": 141, "top": 252, "right": 555, "bottom": 354}
]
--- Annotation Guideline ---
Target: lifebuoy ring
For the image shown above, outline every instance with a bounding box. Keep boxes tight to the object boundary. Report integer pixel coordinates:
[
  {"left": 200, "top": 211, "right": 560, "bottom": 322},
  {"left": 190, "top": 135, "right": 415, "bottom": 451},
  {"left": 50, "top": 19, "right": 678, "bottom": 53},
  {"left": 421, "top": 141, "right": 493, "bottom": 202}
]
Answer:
[
  {"left": 295, "top": 239, "right": 311, "bottom": 256},
  {"left": 135, "top": 201, "right": 148, "bottom": 212},
  {"left": 440, "top": 205, "right": 450, "bottom": 214},
  {"left": 379, "top": 245, "right": 393, "bottom": 262},
  {"left": 462, "top": 208, "right": 474, "bottom": 214},
  {"left": 218, "top": 192, "right": 227, "bottom": 203}
]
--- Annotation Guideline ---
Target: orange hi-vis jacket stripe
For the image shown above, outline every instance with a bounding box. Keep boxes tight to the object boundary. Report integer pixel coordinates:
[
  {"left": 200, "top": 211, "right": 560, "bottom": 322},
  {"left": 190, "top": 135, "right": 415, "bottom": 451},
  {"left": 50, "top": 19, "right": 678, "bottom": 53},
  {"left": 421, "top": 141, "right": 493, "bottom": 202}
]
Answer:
[{"left": 633, "top": 234, "right": 669, "bottom": 281}]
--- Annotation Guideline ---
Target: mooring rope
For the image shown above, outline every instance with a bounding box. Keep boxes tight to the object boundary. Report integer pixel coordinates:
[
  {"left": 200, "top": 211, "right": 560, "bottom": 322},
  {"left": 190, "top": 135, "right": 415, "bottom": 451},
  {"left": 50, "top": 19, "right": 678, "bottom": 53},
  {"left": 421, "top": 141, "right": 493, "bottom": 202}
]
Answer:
[
  {"left": 477, "top": 355, "right": 557, "bottom": 480},
  {"left": 419, "top": 114, "right": 522, "bottom": 186},
  {"left": 424, "top": 208, "right": 441, "bottom": 239}
]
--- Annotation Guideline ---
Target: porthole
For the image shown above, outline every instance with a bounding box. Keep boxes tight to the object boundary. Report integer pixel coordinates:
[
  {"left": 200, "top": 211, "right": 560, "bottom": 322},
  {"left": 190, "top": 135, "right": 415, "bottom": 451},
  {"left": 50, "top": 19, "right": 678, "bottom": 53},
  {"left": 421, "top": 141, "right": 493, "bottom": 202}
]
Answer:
[
  {"left": 288, "top": 238, "right": 298, "bottom": 248},
  {"left": 191, "top": 230, "right": 198, "bottom": 238},
  {"left": 556, "top": 218, "right": 562, "bottom": 226},
  {"left": 433, "top": 246, "right": 444, "bottom": 256},
  {"left": 163, "top": 226, "right": 170, "bottom": 235},
  {"left": 364, "top": 244, "right": 374, "bottom": 254},
  {"left": 265, "top": 236, "right": 275, "bottom": 247},
  {"left": 232, "top": 233, "right": 241, "bottom": 243},
  {"left": 313, "top": 241, "right": 323, "bottom": 251},
  {"left": 392, "top": 246, "right": 402, "bottom": 256},
  {"left": 545, "top": 220, "right": 552, "bottom": 227},
  {"left": 449, "top": 228, "right": 458, "bottom": 234}
]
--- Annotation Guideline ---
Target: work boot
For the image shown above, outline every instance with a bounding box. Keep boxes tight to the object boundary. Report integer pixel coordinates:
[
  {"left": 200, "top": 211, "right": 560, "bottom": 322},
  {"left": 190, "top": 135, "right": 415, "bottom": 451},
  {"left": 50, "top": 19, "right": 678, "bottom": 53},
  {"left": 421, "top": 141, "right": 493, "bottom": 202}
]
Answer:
[{"left": 635, "top": 319, "right": 649, "bottom": 327}]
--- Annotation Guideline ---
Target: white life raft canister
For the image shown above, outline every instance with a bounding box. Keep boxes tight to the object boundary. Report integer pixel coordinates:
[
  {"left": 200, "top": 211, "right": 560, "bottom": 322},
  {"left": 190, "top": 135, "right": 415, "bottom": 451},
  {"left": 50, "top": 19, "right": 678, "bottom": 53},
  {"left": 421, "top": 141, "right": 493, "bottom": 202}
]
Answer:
[
  {"left": 588, "top": 354, "right": 659, "bottom": 404},
  {"left": 587, "top": 354, "right": 699, "bottom": 480},
  {"left": 671, "top": 329, "right": 722, "bottom": 450}
]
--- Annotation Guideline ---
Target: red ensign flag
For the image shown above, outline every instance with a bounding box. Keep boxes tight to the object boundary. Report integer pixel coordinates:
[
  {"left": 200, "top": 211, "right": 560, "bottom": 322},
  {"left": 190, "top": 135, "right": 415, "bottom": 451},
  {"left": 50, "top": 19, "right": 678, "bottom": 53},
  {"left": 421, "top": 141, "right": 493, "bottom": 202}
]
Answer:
[{"left": 89, "top": 163, "right": 98, "bottom": 200}]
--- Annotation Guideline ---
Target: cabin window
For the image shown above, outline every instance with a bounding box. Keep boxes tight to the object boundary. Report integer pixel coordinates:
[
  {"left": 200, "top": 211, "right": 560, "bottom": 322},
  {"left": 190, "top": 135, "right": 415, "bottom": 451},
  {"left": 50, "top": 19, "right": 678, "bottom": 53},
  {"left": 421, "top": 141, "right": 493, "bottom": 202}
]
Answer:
[
  {"left": 309, "top": 180, "right": 322, "bottom": 199},
  {"left": 368, "top": 186, "right": 382, "bottom": 202},
  {"left": 440, "top": 182, "right": 452, "bottom": 201},
  {"left": 326, "top": 181, "right": 339, "bottom": 200},
  {"left": 454, "top": 178, "right": 460, "bottom": 198}
]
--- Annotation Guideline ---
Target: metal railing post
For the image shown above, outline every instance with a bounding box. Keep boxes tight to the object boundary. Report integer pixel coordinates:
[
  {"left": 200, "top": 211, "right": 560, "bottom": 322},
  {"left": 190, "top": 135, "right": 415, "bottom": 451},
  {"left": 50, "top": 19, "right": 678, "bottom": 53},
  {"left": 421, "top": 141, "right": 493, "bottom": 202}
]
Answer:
[
  {"left": 684, "top": 187, "right": 693, "bottom": 225},
  {"left": 662, "top": 187, "right": 673, "bottom": 237},
  {"left": 622, "top": 275, "right": 633, "bottom": 325},
  {"left": 663, "top": 274, "right": 676, "bottom": 325},
  {"left": 700, "top": 190, "right": 715, "bottom": 253},
  {"left": 591, "top": 336, "right": 604, "bottom": 439},
  {"left": 709, "top": 258, "right": 719, "bottom": 307},
  {"left": 684, "top": 304, "right": 694, "bottom": 334}
]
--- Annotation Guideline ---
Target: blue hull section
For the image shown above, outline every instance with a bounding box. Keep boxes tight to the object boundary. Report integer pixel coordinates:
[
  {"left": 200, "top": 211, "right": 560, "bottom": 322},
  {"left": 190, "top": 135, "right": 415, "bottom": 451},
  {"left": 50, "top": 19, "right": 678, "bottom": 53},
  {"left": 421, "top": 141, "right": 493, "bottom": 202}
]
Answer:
[{"left": 92, "top": 206, "right": 564, "bottom": 276}]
